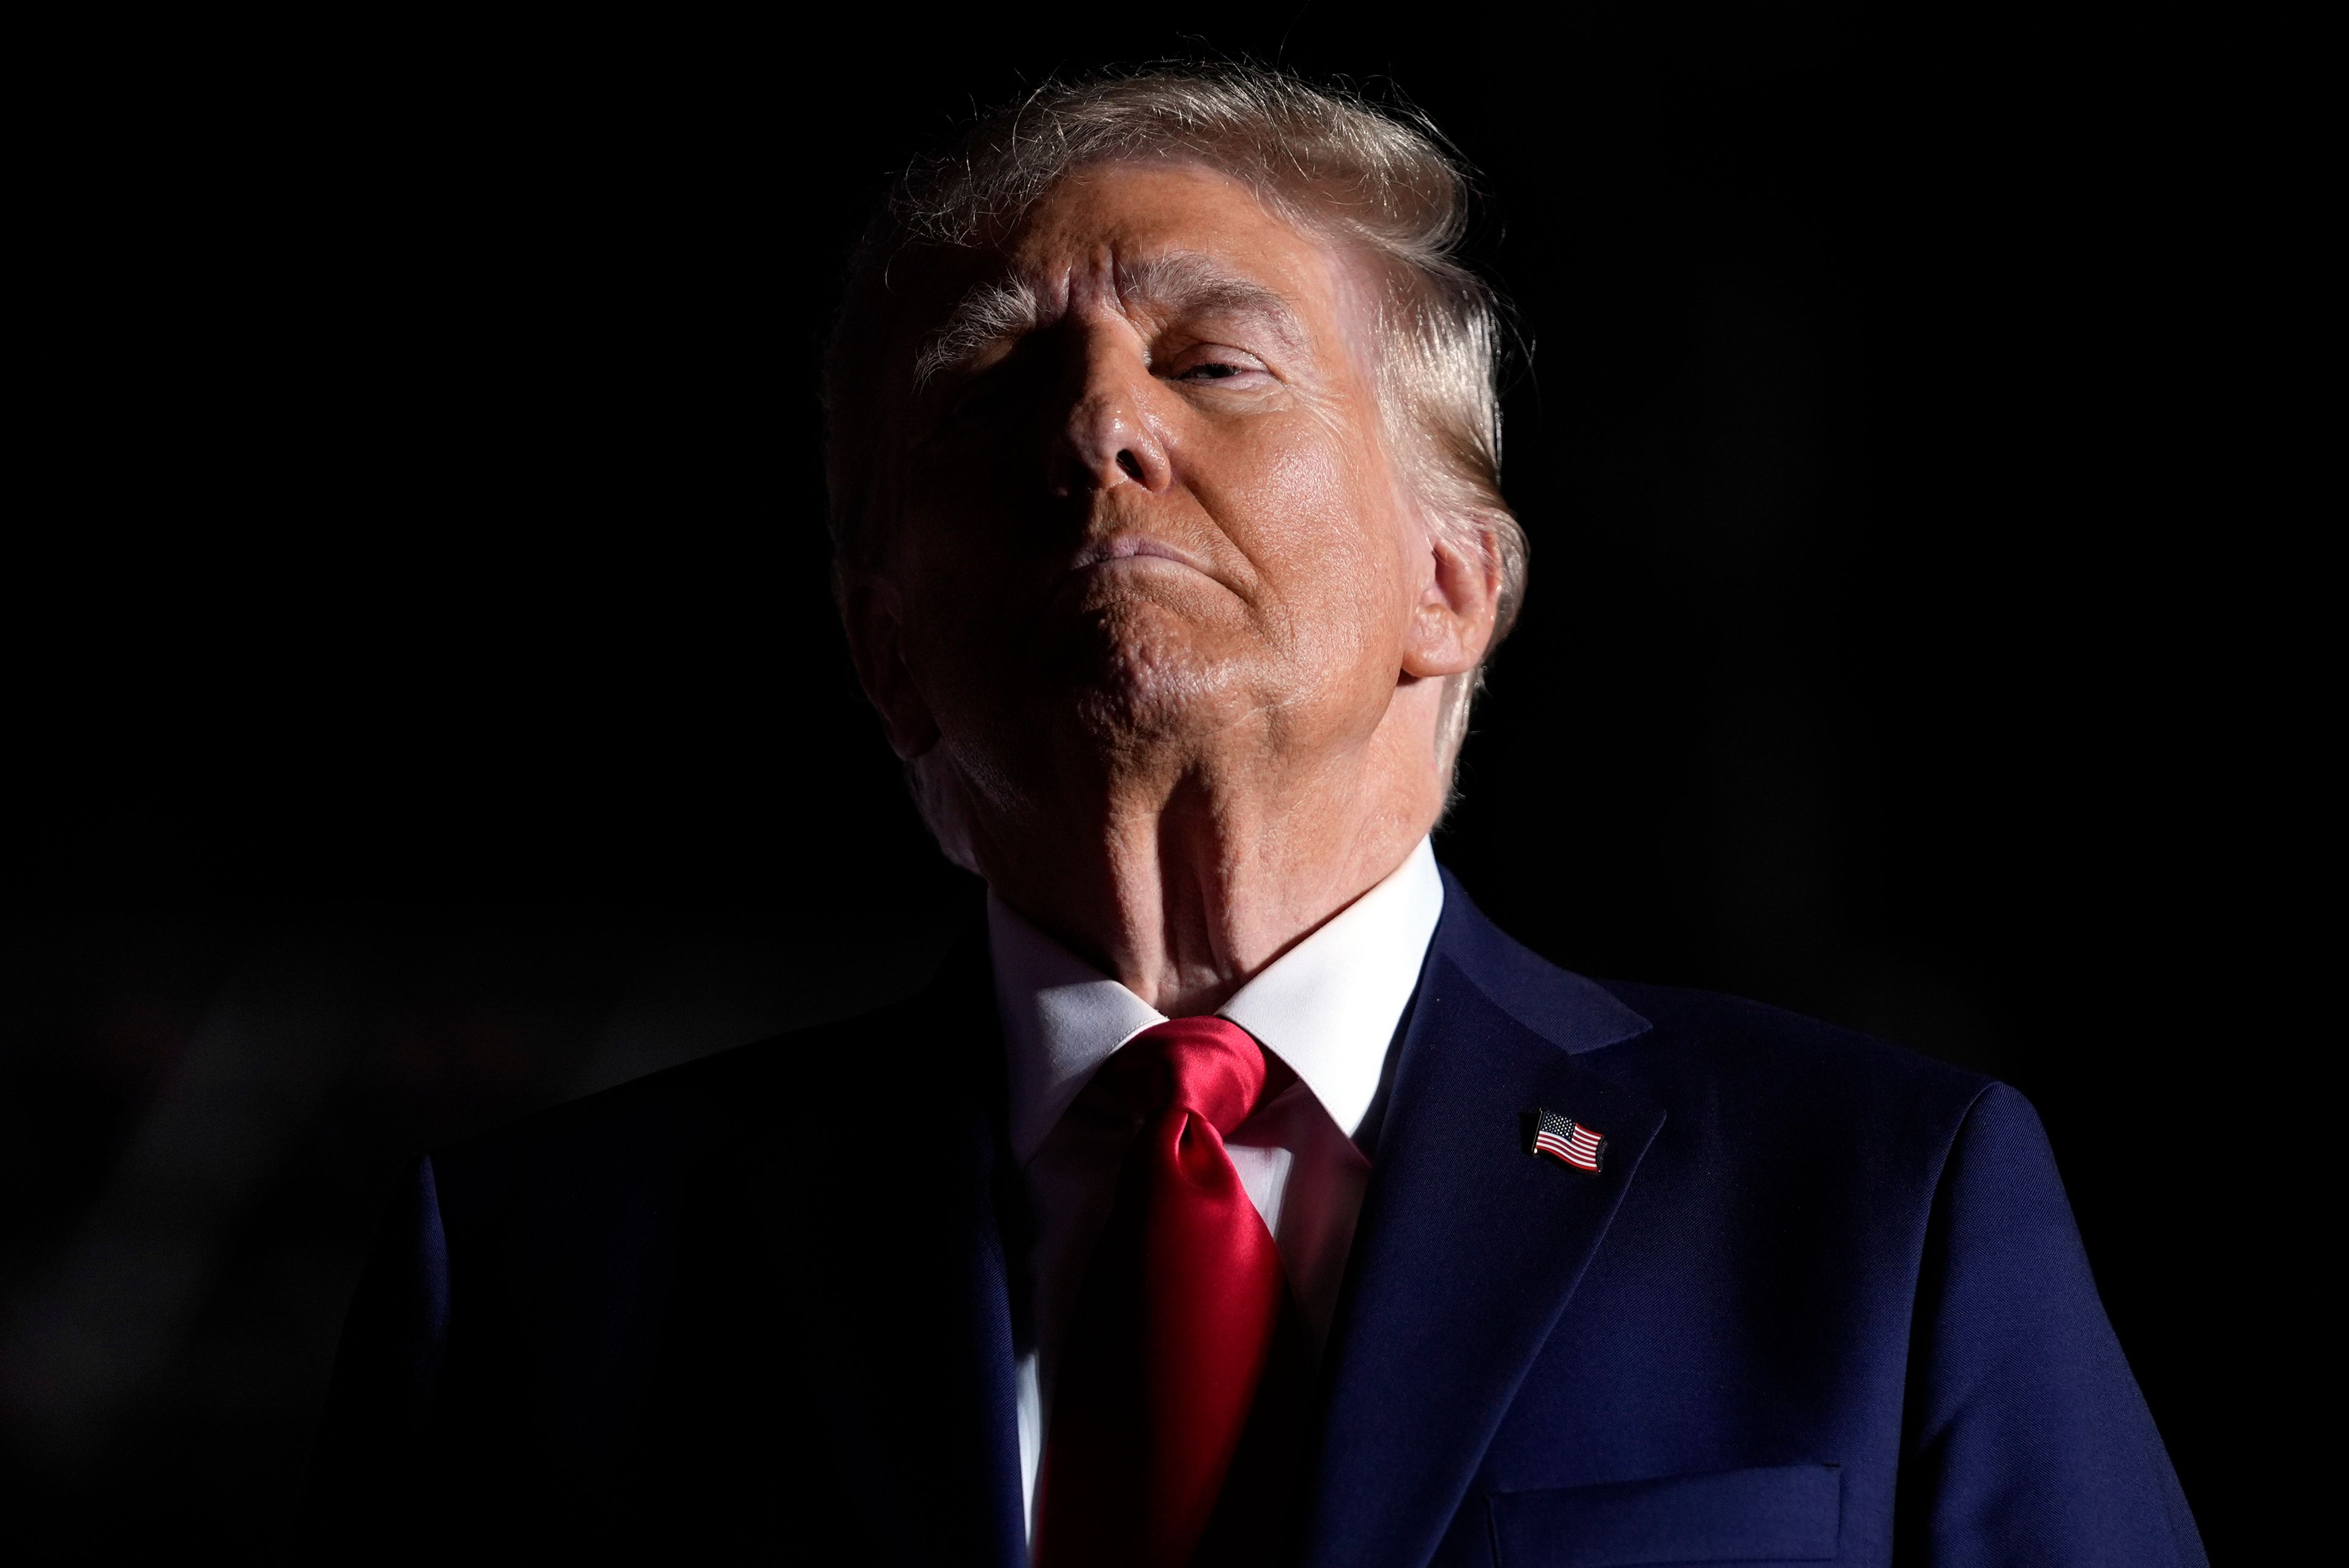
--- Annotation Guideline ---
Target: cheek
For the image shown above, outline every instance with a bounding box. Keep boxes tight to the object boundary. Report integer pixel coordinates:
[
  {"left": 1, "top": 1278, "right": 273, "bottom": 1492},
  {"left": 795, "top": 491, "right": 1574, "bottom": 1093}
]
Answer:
[
  {"left": 887, "top": 509, "right": 1015, "bottom": 665},
  {"left": 894, "top": 482, "right": 1045, "bottom": 619},
  {"left": 1212, "top": 414, "right": 1416, "bottom": 636}
]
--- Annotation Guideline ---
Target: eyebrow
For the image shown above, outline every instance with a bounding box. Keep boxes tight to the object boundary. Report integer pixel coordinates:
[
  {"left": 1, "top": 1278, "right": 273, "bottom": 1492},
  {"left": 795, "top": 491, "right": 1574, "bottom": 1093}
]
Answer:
[
  {"left": 913, "top": 275, "right": 1047, "bottom": 390},
  {"left": 1117, "top": 251, "right": 1310, "bottom": 352},
  {"left": 911, "top": 250, "right": 1312, "bottom": 390}
]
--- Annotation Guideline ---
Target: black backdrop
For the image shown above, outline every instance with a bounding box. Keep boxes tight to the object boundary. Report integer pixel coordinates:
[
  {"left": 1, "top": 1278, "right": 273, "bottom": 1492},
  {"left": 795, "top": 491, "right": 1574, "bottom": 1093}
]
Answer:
[{"left": 6, "top": 6, "right": 2282, "bottom": 1556}]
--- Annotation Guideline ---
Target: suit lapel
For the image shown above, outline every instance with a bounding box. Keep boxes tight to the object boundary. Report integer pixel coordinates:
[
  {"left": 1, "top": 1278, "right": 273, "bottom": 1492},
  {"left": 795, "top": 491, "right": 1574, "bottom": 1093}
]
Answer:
[
  {"left": 1304, "top": 880, "right": 1663, "bottom": 1568},
  {"left": 735, "top": 932, "right": 1028, "bottom": 1568}
]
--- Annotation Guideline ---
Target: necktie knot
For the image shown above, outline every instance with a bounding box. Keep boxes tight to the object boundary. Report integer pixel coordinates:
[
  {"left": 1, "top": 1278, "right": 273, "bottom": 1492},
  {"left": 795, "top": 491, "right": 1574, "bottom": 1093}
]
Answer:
[{"left": 1096, "top": 1015, "right": 1267, "bottom": 1136}]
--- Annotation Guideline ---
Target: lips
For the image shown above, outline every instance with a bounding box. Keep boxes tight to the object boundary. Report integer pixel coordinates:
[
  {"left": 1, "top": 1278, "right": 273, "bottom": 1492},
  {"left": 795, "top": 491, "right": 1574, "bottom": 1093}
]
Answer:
[{"left": 1070, "top": 535, "right": 1212, "bottom": 575}]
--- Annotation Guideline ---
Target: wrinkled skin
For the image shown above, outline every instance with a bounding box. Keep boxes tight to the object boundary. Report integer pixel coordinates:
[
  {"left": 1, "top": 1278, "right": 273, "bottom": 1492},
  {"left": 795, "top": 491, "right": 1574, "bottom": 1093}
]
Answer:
[{"left": 844, "top": 162, "right": 1501, "bottom": 1013}]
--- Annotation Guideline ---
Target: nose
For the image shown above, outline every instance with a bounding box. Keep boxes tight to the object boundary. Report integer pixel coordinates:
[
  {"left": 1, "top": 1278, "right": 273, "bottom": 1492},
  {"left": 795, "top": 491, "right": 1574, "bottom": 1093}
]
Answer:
[{"left": 1049, "top": 330, "right": 1173, "bottom": 498}]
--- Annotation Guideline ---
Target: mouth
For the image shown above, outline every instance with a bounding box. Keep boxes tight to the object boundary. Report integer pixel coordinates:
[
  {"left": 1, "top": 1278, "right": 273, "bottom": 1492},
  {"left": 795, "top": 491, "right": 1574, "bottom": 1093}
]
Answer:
[{"left": 1069, "top": 534, "right": 1214, "bottom": 578}]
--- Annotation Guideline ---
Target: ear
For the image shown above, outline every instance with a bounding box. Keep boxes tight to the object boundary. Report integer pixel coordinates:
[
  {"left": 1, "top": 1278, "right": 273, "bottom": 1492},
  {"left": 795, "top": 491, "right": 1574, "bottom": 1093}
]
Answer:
[
  {"left": 839, "top": 574, "right": 942, "bottom": 761},
  {"left": 1401, "top": 517, "right": 1504, "bottom": 679}
]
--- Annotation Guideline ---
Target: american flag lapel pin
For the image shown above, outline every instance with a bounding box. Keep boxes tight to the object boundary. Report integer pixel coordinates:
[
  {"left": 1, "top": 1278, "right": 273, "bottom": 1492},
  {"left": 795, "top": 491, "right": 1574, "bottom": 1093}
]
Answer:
[{"left": 1532, "top": 1108, "right": 1607, "bottom": 1174}]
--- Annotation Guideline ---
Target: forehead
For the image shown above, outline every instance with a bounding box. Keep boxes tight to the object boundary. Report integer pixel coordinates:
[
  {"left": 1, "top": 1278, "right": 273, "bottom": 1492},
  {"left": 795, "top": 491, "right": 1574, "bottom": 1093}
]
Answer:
[{"left": 989, "top": 160, "right": 1356, "bottom": 323}]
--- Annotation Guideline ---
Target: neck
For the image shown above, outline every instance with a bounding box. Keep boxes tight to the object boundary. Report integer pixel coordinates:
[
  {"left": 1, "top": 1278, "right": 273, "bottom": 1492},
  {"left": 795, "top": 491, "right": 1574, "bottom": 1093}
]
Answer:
[{"left": 966, "top": 712, "right": 1444, "bottom": 1016}]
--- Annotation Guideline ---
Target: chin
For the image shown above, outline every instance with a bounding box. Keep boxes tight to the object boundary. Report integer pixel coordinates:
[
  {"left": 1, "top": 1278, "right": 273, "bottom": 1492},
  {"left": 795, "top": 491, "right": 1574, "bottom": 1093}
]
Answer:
[{"left": 1053, "top": 595, "right": 1255, "bottom": 744}]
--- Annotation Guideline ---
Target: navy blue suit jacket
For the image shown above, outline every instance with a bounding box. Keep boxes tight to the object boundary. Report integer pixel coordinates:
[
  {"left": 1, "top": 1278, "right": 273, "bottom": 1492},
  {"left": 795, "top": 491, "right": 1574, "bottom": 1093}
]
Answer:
[{"left": 305, "top": 874, "right": 2202, "bottom": 1564}]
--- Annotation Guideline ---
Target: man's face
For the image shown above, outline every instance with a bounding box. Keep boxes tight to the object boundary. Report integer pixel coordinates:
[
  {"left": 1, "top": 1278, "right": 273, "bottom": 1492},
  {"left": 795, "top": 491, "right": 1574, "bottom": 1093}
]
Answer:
[{"left": 855, "top": 161, "right": 1489, "bottom": 808}]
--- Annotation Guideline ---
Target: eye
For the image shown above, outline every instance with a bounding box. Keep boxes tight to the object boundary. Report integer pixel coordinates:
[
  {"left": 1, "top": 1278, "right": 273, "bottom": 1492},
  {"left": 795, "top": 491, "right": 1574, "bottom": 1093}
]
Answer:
[
  {"left": 937, "top": 361, "right": 1026, "bottom": 431},
  {"left": 946, "top": 379, "right": 1006, "bottom": 423},
  {"left": 1163, "top": 347, "right": 1271, "bottom": 386}
]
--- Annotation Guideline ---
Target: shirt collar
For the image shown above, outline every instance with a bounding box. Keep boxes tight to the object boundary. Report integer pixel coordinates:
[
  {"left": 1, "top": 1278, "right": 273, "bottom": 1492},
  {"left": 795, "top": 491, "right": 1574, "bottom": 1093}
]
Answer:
[{"left": 990, "top": 838, "right": 1445, "bottom": 1163}]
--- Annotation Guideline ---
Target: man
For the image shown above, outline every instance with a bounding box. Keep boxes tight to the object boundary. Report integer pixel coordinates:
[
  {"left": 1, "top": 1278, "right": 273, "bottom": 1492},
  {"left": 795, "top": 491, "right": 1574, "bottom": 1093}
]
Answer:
[{"left": 306, "top": 68, "right": 2203, "bottom": 1566}]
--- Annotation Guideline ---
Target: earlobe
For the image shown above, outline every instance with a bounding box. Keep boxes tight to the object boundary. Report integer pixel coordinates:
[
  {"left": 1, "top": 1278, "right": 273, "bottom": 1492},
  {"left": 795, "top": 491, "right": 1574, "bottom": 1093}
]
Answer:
[
  {"left": 840, "top": 577, "right": 943, "bottom": 761},
  {"left": 1401, "top": 523, "right": 1504, "bottom": 679}
]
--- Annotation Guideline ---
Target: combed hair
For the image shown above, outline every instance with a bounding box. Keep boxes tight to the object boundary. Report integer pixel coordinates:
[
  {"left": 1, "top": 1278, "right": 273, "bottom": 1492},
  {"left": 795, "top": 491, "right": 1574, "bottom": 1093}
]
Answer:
[{"left": 823, "top": 64, "right": 1529, "bottom": 821}]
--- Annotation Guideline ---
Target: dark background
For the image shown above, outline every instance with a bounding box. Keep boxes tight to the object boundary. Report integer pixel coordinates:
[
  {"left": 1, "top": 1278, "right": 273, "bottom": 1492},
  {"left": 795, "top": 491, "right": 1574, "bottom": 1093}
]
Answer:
[{"left": 6, "top": 4, "right": 2291, "bottom": 1558}]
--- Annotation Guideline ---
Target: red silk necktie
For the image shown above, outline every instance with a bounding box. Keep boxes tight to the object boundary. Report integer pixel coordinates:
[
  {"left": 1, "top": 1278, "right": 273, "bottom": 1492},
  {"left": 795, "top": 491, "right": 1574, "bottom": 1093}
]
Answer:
[{"left": 1036, "top": 1016, "right": 1312, "bottom": 1568}]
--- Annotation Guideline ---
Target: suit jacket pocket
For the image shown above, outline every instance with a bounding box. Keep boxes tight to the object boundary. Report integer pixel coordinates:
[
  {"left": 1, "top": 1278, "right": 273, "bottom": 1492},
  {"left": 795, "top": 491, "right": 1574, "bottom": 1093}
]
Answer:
[{"left": 1486, "top": 1463, "right": 1840, "bottom": 1566}]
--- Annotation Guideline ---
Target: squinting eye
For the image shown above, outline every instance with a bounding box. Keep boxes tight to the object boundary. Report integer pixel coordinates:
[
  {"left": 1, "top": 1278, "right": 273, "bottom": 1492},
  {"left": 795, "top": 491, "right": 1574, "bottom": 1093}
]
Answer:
[{"left": 1177, "top": 362, "right": 1246, "bottom": 381}]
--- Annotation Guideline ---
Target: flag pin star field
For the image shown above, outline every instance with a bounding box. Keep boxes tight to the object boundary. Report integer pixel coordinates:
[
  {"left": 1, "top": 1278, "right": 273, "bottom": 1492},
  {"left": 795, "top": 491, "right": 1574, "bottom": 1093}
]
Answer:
[{"left": 1532, "top": 1108, "right": 1607, "bottom": 1174}]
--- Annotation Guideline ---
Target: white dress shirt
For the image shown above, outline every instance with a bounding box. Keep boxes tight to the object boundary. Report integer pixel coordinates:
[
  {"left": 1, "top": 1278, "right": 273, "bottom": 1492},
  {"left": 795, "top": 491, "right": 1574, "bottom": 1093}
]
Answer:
[{"left": 989, "top": 837, "right": 1445, "bottom": 1547}]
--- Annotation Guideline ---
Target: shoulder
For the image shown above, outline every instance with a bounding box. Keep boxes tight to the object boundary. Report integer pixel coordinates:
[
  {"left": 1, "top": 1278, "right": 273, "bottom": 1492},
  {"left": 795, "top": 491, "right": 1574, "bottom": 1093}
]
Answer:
[
  {"left": 423, "top": 981, "right": 962, "bottom": 1233},
  {"left": 1598, "top": 977, "right": 1990, "bottom": 1117},
  {"left": 1436, "top": 873, "right": 1998, "bottom": 1191},
  {"left": 1438, "top": 870, "right": 1990, "bottom": 1125},
  {"left": 1581, "top": 977, "right": 2010, "bottom": 1223}
]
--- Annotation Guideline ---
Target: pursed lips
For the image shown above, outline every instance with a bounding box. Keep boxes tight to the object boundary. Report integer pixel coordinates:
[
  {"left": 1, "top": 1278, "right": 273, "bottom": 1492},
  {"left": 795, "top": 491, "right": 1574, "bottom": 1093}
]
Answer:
[{"left": 1069, "top": 535, "right": 1216, "bottom": 579}]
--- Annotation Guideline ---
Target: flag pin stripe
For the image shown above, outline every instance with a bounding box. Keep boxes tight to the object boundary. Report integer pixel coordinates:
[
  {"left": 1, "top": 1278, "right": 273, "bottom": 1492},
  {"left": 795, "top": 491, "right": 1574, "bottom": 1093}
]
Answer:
[{"left": 1531, "top": 1108, "right": 1607, "bottom": 1174}]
